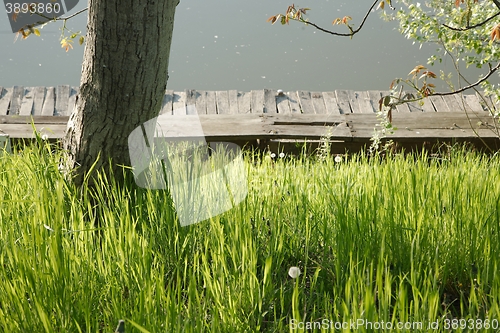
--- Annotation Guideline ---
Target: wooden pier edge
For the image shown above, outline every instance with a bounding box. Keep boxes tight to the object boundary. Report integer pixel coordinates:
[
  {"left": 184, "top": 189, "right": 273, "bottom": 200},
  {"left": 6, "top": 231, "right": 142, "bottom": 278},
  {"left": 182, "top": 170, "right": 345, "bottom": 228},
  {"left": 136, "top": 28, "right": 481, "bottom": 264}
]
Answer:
[{"left": 0, "top": 87, "right": 499, "bottom": 154}]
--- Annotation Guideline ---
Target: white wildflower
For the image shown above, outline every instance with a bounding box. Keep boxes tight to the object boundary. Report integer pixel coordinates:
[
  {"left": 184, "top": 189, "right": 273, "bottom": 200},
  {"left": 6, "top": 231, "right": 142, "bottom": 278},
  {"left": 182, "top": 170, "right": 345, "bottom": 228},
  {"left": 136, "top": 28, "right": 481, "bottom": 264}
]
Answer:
[{"left": 288, "top": 266, "right": 301, "bottom": 279}]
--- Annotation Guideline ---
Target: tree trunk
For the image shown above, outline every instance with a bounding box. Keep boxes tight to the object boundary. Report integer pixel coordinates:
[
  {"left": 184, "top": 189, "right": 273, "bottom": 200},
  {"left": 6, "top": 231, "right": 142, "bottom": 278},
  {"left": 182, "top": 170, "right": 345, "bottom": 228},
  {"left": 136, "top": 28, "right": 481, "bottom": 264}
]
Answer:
[{"left": 63, "top": 0, "right": 178, "bottom": 186}]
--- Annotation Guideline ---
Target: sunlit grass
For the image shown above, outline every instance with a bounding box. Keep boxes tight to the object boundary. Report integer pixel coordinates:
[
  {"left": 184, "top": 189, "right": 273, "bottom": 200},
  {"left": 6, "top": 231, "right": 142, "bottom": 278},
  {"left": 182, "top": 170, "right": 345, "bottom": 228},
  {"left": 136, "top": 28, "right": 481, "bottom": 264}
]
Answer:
[{"left": 0, "top": 141, "right": 499, "bottom": 332}]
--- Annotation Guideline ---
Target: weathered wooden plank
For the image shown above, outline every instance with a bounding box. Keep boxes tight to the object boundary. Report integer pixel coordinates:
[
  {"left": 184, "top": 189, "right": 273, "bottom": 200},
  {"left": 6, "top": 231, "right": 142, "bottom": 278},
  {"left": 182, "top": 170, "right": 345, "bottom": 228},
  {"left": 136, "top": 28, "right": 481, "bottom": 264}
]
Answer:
[
  {"left": 154, "top": 114, "right": 351, "bottom": 141},
  {"left": 389, "top": 92, "right": 430, "bottom": 112},
  {"left": 276, "top": 92, "right": 291, "bottom": 114},
  {"left": 297, "top": 91, "right": 315, "bottom": 114},
  {"left": 347, "top": 112, "right": 496, "bottom": 130},
  {"left": 185, "top": 89, "right": 198, "bottom": 115},
  {"left": 0, "top": 116, "right": 68, "bottom": 139},
  {"left": 406, "top": 101, "right": 425, "bottom": 112},
  {"left": 297, "top": 90, "right": 314, "bottom": 114},
  {"left": 41, "top": 87, "right": 55, "bottom": 116},
  {"left": 353, "top": 90, "right": 371, "bottom": 113},
  {"left": 216, "top": 90, "right": 230, "bottom": 114},
  {"left": 474, "top": 92, "right": 491, "bottom": 111},
  {"left": 0, "top": 108, "right": 497, "bottom": 149},
  {"left": 0, "top": 115, "right": 69, "bottom": 124},
  {"left": 450, "top": 94, "right": 467, "bottom": 112},
  {"left": 428, "top": 95, "right": 450, "bottom": 112},
  {"left": 366, "top": 91, "right": 384, "bottom": 113},
  {"left": 411, "top": 96, "right": 436, "bottom": 112},
  {"left": 474, "top": 92, "right": 497, "bottom": 113},
  {"left": 19, "top": 87, "right": 34, "bottom": 116},
  {"left": 186, "top": 105, "right": 197, "bottom": 115},
  {"left": 194, "top": 90, "right": 207, "bottom": 115},
  {"left": 309, "top": 92, "right": 326, "bottom": 114},
  {"left": 263, "top": 89, "right": 277, "bottom": 114},
  {"left": 347, "top": 112, "right": 498, "bottom": 140},
  {"left": 251, "top": 90, "right": 264, "bottom": 113},
  {"left": 228, "top": 90, "right": 239, "bottom": 114},
  {"left": 461, "top": 94, "right": 484, "bottom": 112},
  {"left": 395, "top": 103, "right": 411, "bottom": 113},
  {"left": 237, "top": 91, "right": 251, "bottom": 114},
  {"left": 54, "top": 85, "right": 70, "bottom": 116},
  {"left": 14, "top": 119, "right": 471, "bottom": 141},
  {"left": 442, "top": 94, "right": 463, "bottom": 112},
  {"left": 9, "top": 86, "right": 24, "bottom": 115},
  {"left": 66, "top": 87, "right": 78, "bottom": 115},
  {"left": 172, "top": 91, "right": 187, "bottom": 115},
  {"left": 345, "top": 113, "right": 380, "bottom": 130},
  {"left": 32, "top": 87, "right": 46, "bottom": 115},
  {"left": 334, "top": 90, "right": 352, "bottom": 114},
  {"left": 0, "top": 114, "right": 319, "bottom": 126},
  {"left": 185, "top": 89, "right": 197, "bottom": 113},
  {"left": 160, "top": 90, "right": 174, "bottom": 115},
  {"left": 0, "top": 124, "right": 66, "bottom": 139},
  {"left": 383, "top": 91, "right": 420, "bottom": 112},
  {"left": 322, "top": 91, "right": 341, "bottom": 114},
  {"left": 0, "top": 87, "right": 9, "bottom": 116},
  {"left": 0, "top": 114, "right": 351, "bottom": 141},
  {"left": 269, "top": 114, "right": 347, "bottom": 126},
  {"left": 344, "top": 90, "right": 361, "bottom": 113},
  {"left": 205, "top": 91, "right": 217, "bottom": 115},
  {"left": 350, "top": 127, "right": 498, "bottom": 141},
  {"left": 352, "top": 91, "right": 374, "bottom": 113},
  {"left": 489, "top": 94, "right": 500, "bottom": 114},
  {"left": 399, "top": 115, "right": 495, "bottom": 130},
  {"left": 287, "top": 91, "right": 301, "bottom": 114}
]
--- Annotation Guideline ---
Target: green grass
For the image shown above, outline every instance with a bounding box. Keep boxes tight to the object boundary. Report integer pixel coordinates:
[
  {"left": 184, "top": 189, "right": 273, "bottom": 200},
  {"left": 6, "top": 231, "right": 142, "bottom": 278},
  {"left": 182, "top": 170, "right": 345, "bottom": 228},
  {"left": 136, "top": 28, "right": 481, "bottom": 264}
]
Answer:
[{"left": 1, "top": 141, "right": 500, "bottom": 332}]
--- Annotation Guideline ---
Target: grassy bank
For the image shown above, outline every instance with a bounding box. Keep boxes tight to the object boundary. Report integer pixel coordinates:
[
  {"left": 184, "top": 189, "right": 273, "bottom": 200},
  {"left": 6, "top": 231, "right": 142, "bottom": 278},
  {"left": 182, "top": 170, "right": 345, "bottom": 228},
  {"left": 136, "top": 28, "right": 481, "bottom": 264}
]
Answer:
[{"left": 0, "top": 142, "right": 499, "bottom": 332}]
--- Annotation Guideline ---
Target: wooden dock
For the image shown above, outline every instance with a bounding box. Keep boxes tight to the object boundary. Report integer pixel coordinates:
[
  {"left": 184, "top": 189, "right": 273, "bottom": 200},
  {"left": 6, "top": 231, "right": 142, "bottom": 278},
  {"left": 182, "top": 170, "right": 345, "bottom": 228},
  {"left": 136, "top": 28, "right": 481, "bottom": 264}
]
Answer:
[{"left": 0, "top": 86, "right": 499, "bottom": 153}]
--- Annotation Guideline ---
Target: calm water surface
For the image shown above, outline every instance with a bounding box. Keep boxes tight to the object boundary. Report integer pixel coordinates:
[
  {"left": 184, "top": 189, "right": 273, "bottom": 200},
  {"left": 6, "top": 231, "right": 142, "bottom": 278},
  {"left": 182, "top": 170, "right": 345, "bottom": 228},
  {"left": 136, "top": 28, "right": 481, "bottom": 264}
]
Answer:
[{"left": 0, "top": 1, "right": 487, "bottom": 91}]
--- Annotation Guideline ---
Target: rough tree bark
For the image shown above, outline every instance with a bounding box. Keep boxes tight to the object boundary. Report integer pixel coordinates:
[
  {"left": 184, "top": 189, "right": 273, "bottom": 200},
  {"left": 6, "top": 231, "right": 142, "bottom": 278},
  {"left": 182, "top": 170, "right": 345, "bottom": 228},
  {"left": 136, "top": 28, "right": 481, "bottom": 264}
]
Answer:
[{"left": 63, "top": 0, "right": 178, "bottom": 186}]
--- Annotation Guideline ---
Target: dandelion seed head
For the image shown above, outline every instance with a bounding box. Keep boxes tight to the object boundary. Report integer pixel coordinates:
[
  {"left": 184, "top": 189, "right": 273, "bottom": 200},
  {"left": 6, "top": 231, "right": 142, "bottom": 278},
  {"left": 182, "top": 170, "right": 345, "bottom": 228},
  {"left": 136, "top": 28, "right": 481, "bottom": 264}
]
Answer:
[
  {"left": 334, "top": 155, "right": 343, "bottom": 163},
  {"left": 279, "top": 152, "right": 285, "bottom": 158},
  {"left": 41, "top": 134, "right": 49, "bottom": 141},
  {"left": 288, "top": 266, "right": 301, "bottom": 279},
  {"left": 270, "top": 152, "right": 276, "bottom": 158}
]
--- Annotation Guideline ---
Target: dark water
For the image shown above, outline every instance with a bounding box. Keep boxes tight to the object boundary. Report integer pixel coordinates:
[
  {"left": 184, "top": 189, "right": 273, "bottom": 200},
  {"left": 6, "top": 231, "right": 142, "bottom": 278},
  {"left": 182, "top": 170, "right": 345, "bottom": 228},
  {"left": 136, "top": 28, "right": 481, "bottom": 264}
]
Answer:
[{"left": 0, "top": 1, "right": 490, "bottom": 92}]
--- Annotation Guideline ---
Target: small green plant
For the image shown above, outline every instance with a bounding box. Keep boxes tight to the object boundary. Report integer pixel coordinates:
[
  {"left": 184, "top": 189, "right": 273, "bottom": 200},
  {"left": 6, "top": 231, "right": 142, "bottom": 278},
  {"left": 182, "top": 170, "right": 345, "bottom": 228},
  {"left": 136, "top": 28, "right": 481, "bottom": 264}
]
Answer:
[{"left": 316, "top": 127, "right": 333, "bottom": 161}]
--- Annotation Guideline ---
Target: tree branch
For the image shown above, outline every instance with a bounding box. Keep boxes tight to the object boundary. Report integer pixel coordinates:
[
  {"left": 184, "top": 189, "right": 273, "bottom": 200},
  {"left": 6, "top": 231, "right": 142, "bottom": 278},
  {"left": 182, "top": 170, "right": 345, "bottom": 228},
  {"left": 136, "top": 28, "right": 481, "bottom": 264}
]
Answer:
[
  {"left": 389, "top": 61, "right": 500, "bottom": 107},
  {"left": 287, "top": 0, "right": 380, "bottom": 38},
  {"left": 443, "top": 10, "right": 500, "bottom": 31},
  {"left": 35, "top": 7, "right": 88, "bottom": 22},
  {"left": 432, "top": 63, "right": 500, "bottom": 96},
  {"left": 58, "top": 7, "right": 88, "bottom": 21}
]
